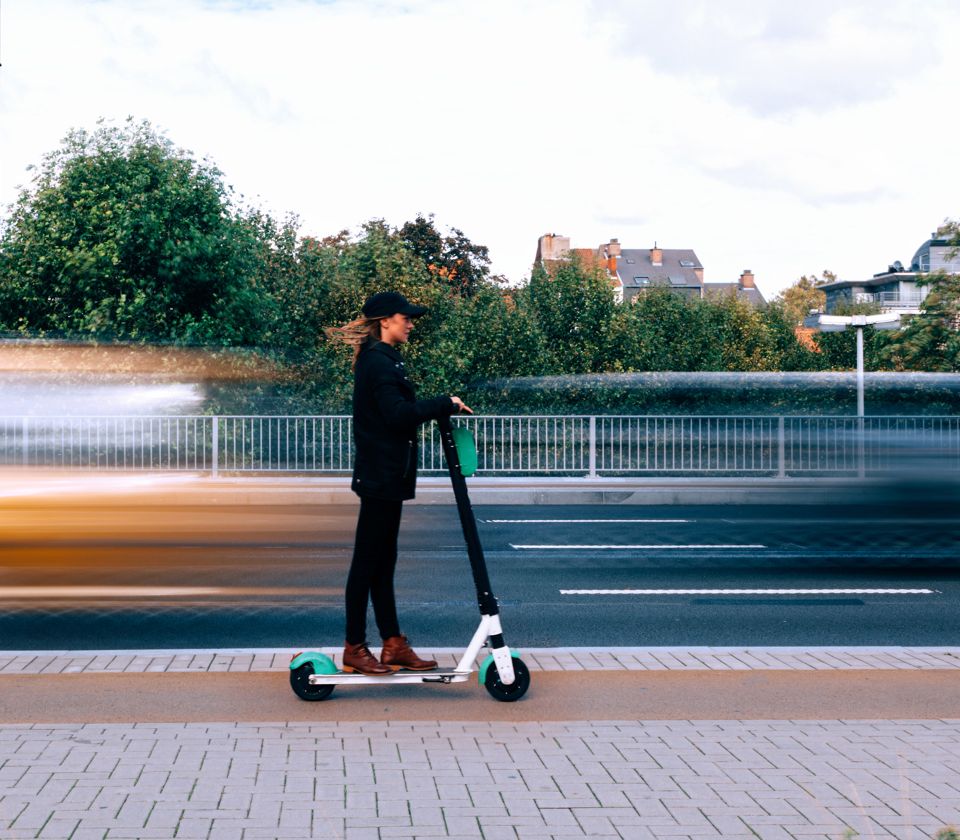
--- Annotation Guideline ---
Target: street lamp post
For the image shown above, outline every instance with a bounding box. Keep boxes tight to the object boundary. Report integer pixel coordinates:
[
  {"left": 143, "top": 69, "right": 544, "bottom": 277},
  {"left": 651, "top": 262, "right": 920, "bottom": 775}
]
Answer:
[
  {"left": 856, "top": 323, "right": 864, "bottom": 418},
  {"left": 804, "top": 311, "right": 902, "bottom": 477}
]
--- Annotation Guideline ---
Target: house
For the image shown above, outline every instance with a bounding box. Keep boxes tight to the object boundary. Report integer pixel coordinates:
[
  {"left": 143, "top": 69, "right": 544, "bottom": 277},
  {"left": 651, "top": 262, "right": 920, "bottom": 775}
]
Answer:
[
  {"left": 534, "top": 234, "right": 610, "bottom": 280},
  {"left": 534, "top": 234, "right": 765, "bottom": 306},
  {"left": 703, "top": 269, "right": 767, "bottom": 308},
  {"left": 611, "top": 242, "right": 704, "bottom": 303},
  {"left": 820, "top": 227, "right": 960, "bottom": 315}
]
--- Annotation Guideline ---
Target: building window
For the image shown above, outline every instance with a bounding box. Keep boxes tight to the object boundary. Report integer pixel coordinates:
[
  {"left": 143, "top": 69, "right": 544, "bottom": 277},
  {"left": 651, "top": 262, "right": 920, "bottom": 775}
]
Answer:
[{"left": 633, "top": 276, "right": 649, "bottom": 286}]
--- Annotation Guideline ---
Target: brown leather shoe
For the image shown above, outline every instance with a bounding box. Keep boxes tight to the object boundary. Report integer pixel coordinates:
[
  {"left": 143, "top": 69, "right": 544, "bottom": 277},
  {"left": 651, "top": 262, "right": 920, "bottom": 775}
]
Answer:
[
  {"left": 380, "top": 635, "right": 438, "bottom": 671},
  {"left": 342, "top": 641, "right": 392, "bottom": 675}
]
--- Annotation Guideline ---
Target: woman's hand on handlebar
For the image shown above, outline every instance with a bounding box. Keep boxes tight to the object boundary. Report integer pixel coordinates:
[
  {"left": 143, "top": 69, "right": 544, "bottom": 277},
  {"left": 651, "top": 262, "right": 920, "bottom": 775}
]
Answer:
[{"left": 450, "top": 396, "right": 473, "bottom": 414}]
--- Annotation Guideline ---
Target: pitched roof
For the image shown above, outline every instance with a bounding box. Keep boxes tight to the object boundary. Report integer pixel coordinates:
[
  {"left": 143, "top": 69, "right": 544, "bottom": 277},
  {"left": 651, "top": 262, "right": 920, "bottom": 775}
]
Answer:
[
  {"left": 703, "top": 282, "right": 767, "bottom": 306},
  {"left": 615, "top": 248, "right": 702, "bottom": 289}
]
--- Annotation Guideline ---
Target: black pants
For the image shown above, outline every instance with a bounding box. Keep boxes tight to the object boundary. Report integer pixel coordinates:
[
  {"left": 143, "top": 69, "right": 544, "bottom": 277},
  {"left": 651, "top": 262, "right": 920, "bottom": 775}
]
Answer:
[{"left": 345, "top": 496, "right": 403, "bottom": 645}]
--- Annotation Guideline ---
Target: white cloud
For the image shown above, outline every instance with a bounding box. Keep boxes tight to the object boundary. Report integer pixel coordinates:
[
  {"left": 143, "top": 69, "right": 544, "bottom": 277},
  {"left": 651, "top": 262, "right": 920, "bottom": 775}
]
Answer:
[
  {"left": 590, "top": 0, "right": 944, "bottom": 114},
  {"left": 0, "top": 0, "right": 958, "bottom": 300}
]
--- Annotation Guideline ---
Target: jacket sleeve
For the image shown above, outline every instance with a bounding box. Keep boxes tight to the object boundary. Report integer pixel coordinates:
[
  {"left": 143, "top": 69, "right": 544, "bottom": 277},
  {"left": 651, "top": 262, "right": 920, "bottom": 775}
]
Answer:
[{"left": 368, "top": 354, "right": 455, "bottom": 431}]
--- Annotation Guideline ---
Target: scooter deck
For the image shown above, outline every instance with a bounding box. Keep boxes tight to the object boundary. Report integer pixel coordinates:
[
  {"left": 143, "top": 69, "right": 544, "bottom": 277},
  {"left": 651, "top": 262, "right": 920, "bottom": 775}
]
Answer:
[{"left": 308, "top": 669, "right": 472, "bottom": 686}]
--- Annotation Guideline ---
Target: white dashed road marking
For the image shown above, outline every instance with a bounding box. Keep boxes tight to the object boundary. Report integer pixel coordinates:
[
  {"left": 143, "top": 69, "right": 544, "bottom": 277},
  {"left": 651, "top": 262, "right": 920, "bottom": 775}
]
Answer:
[
  {"left": 484, "top": 519, "right": 689, "bottom": 523},
  {"left": 559, "top": 588, "right": 938, "bottom": 595},
  {"left": 511, "top": 544, "right": 766, "bottom": 550}
]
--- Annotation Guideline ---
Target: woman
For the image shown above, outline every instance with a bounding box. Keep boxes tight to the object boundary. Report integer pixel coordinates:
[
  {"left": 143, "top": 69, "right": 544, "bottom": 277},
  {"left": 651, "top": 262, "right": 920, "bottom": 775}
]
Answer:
[{"left": 327, "top": 291, "right": 472, "bottom": 676}]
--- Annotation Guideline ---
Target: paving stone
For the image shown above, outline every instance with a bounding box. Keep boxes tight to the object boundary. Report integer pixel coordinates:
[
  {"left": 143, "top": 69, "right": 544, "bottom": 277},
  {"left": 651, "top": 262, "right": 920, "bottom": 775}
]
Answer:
[
  {"left": 36, "top": 816, "right": 80, "bottom": 837},
  {"left": 174, "top": 816, "right": 212, "bottom": 837},
  {"left": 69, "top": 829, "right": 109, "bottom": 840},
  {"left": 95, "top": 829, "right": 169, "bottom": 839},
  {"left": 3, "top": 710, "right": 960, "bottom": 838},
  {"left": 207, "top": 822, "right": 245, "bottom": 840}
]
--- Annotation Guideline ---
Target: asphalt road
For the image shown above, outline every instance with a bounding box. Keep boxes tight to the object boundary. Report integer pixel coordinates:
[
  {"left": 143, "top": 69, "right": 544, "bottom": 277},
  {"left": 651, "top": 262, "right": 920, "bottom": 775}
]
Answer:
[{"left": 1, "top": 490, "right": 959, "bottom": 650}]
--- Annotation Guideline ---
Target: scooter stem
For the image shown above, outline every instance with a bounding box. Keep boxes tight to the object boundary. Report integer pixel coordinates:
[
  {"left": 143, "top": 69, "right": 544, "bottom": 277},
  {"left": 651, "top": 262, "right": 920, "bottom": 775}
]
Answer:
[{"left": 437, "top": 415, "right": 499, "bottom": 617}]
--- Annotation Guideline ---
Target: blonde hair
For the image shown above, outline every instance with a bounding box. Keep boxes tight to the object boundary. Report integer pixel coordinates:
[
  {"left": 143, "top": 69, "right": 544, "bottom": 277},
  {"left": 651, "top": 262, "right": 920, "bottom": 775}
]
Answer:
[{"left": 325, "top": 316, "right": 383, "bottom": 369}]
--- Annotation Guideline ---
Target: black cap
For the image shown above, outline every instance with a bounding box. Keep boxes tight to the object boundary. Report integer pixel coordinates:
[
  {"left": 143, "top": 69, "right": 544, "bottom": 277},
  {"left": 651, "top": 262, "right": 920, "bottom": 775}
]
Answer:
[{"left": 362, "top": 291, "right": 428, "bottom": 319}]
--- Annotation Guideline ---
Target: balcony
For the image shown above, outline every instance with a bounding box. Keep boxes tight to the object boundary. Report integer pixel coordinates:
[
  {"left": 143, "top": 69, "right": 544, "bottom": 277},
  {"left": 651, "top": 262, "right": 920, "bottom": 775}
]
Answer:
[{"left": 853, "top": 290, "right": 924, "bottom": 311}]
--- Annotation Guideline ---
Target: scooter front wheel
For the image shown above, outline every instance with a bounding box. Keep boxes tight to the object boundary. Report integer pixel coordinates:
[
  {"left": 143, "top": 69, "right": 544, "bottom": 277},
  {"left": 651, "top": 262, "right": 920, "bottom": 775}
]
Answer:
[
  {"left": 290, "top": 662, "right": 335, "bottom": 701},
  {"left": 484, "top": 657, "right": 530, "bottom": 702}
]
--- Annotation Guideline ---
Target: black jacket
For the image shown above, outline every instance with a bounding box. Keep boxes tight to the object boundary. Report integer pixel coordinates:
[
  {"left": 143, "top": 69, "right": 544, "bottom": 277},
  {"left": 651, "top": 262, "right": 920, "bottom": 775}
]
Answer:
[{"left": 351, "top": 340, "right": 455, "bottom": 501}]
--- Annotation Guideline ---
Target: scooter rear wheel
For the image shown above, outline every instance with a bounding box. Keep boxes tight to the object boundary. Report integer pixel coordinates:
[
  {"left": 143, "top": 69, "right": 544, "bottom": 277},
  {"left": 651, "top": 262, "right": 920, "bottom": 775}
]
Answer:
[
  {"left": 290, "top": 662, "right": 335, "bottom": 701},
  {"left": 484, "top": 657, "right": 530, "bottom": 702}
]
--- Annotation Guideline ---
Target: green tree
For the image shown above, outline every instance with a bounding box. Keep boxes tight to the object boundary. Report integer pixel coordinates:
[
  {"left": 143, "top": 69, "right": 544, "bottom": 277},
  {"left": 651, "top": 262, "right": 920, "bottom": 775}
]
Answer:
[
  {"left": 525, "top": 255, "right": 617, "bottom": 373},
  {"left": 397, "top": 214, "right": 498, "bottom": 297},
  {"left": 760, "top": 301, "right": 820, "bottom": 371},
  {"left": 774, "top": 273, "right": 831, "bottom": 326},
  {"left": 602, "top": 285, "right": 819, "bottom": 376},
  {"left": 877, "top": 271, "right": 960, "bottom": 371},
  {"left": 611, "top": 288, "right": 706, "bottom": 371},
  {"left": 0, "top": 118, "right": 264, "bottom": 343},
  {"left": 464, "top": 288, "right": 548, "bottom": 381},
  {"left": 258, "top": 214, "right": 524, "bottom": 406},
  {"left": 936, "top": 218, "right": 960, "bottom": 249},
  {"left": 704, "top": 292, "right": 786, "bottom": 371},
  {"left": 812, "top": 300, "right": 888, "bottom": 371}
]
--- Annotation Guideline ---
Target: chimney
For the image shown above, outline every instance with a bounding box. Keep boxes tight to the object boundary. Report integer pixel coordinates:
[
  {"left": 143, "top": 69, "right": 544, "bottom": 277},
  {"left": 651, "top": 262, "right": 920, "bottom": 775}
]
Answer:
[
  {"left": 650, "top": 242, "right": 662, "bottom": 266},
  {"left": 605, "top": 239, "right": 621, "bottom": 274},
  {"left": 536, "top": 233, "right": 571, "bottom": 263},
  {"left": 739, "top": 269, "right": 755, "bottom": 289}
]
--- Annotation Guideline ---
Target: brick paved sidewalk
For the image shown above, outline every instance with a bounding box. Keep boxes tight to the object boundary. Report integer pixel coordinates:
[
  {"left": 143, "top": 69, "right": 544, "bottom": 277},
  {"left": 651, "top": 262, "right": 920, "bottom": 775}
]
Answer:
[
  {"left": 4, "top": 649, "right": 960, "bottom": 838},
  {"left": 1, "top": 647, "right": 958, "bottom": 676},
  {"left": 2, "top": 720, "right": 959, "bottom": 840}
]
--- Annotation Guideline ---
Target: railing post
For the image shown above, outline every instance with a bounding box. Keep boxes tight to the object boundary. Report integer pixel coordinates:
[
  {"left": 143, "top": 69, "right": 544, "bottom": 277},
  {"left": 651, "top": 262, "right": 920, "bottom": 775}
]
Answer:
[
  {"left": 777, "top": 416, "right": 786, "bottom": 479},
  {"left": 588, "top": 416, "right": 597, "bottom": 478},
  {"left": 22, "top": 417, "right": 29, "bottom": 467},
  {"left": 211, "top": 415, "right": 219, "bottom": 478},
  {"left": 857, "top": 416, "right": 866, "bottom": 479}
]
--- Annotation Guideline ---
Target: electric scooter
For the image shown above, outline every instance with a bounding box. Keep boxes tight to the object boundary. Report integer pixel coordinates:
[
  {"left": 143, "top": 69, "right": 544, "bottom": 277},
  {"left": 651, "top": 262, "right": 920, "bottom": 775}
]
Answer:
[{"left": 288, "top": 414, "right": 531, "bottom": 703}]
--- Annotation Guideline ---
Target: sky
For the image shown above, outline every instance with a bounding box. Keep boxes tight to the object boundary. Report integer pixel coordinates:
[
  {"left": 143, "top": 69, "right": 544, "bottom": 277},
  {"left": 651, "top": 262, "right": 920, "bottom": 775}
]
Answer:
[{"left": 1, "top": 0, "right": 959, "bottom": 300}]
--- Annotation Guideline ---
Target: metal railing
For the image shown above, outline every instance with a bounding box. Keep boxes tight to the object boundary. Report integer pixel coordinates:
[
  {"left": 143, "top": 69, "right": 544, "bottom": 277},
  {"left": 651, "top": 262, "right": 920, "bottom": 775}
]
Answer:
[
  {"left": 853, "top": 290, "right": 925, "bottom": 309},
  {"left": 215, "top": 416, "right": 354, "bottom": 473},
  {"left": 2, "top": 414, "right": 959, "bottom": 478},
  {"left": 1, "top": 415, "right": 213, "bottom": 471}
]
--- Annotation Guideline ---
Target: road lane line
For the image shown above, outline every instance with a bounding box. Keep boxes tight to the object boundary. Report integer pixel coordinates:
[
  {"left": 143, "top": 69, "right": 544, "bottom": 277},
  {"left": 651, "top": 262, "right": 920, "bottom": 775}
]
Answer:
[
  {"left": 559, "top": 588, "right": 937, "bottom": 595},
  {"left": 484, "top": 519, "right": 689, "bottom": 523},
  {"left": 511, "top": 544, "right": 766, "bottom": 550},
  {"left": 719, "top": 518, "right": 960, "bottom": 525}
]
